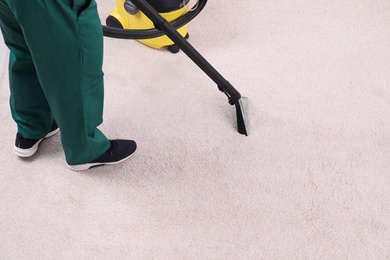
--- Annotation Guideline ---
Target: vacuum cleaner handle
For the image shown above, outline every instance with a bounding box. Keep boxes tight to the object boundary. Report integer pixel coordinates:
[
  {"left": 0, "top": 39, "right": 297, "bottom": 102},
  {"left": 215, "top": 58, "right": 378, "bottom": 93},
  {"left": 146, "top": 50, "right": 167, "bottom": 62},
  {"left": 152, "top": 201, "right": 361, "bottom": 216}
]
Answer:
[{"left": 131, "top": 0, "right": 250, "bottom": 135}]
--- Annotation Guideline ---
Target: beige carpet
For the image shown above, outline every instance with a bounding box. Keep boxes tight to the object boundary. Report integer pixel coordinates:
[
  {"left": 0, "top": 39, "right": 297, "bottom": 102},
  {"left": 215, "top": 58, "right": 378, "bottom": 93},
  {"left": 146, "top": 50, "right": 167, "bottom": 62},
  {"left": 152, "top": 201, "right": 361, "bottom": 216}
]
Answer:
[{"left": 1, "top": 0, "right": 390, "bottom": 259}]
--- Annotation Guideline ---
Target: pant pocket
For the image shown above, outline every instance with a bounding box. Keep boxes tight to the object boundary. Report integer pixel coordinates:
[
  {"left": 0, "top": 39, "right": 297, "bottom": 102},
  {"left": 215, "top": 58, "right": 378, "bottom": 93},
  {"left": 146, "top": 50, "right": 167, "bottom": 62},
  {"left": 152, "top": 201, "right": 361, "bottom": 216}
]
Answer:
[
  {"left": 72, "top": 0, "right": 93, "bottom": 19},
  {"left": 76, "top": 0, "right": 104, "bottom": 84}
]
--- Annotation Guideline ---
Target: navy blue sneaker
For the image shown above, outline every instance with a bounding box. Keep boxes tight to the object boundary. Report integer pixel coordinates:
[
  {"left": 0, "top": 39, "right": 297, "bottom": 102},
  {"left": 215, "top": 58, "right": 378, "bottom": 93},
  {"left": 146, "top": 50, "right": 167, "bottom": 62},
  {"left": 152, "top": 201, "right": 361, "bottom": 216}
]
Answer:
[
  {"left": 14, "top": 121, "right": 60, "bottom": 157},
  {"left": 67, "top": 139, "right": 137, "bottom": 171}
]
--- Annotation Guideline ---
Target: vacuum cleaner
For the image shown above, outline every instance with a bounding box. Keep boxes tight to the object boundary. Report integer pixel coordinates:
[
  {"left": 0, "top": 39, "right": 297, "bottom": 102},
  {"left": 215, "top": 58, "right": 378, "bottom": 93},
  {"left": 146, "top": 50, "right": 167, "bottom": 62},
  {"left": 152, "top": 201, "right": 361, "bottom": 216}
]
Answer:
[
  {"left": 102, "top": 0, "right": 250, "bottom": 135},
  {"left": 105, "top": 0, "right": 194, "bottom": 53}
]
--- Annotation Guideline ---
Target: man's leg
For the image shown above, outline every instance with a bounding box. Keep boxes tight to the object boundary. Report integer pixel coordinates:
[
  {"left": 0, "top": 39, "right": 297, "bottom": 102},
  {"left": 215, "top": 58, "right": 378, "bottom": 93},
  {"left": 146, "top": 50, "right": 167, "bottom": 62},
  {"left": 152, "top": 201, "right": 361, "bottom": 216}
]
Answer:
[
  {"left": 3, "top": 0, "right": 110, "bottom": 165},
  {"left": 0, "top": 0, "right": 53, "bottom": 140}
]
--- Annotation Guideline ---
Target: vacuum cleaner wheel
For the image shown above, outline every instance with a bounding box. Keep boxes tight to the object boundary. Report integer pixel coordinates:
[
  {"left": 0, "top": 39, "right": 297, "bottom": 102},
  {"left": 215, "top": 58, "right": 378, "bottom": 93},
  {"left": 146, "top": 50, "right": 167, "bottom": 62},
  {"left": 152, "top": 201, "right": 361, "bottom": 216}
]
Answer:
[
  {"left": 168, "top": 34, "right": 189, "bottom": 53},
  {"left": 168, "top": 44, "right": 180, "bottom": 53}
]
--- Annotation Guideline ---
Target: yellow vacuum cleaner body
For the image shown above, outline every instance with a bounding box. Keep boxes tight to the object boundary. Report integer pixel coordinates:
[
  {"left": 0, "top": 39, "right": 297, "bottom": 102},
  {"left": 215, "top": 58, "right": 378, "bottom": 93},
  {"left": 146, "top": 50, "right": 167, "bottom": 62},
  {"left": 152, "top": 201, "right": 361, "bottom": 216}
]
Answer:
[{"left": 107, "top": 0, "right": 190, "bottom": 52}]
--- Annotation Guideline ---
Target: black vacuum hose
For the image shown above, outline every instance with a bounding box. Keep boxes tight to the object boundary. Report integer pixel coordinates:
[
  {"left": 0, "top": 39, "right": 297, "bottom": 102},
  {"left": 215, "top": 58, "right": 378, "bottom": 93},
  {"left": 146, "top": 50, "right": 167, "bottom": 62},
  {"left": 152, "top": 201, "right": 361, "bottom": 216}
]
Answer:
[{"left": 102, "top": 0, "right": 207, "bottom": 39}]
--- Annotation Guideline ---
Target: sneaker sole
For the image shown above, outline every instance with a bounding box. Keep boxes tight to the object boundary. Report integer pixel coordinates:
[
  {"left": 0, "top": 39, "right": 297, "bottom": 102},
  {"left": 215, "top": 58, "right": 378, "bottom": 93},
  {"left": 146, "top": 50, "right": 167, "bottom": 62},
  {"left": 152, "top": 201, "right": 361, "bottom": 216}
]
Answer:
[
  {"left": 67, "top": 151, "right": 135, "bottom": 171},
  {"left": 13, "top": 128, "right": 60, "bottom": 157}
]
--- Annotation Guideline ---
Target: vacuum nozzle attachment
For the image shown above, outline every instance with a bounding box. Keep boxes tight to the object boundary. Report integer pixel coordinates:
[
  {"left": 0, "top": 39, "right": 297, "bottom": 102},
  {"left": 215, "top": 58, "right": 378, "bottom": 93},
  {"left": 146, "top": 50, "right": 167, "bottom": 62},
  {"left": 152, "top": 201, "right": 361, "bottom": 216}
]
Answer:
[
  {"left": 235, "top": 97, "right": 250, "bottom": 136},
  {"left": 219, "top": 84, "right": 250, "bottom": 136}
]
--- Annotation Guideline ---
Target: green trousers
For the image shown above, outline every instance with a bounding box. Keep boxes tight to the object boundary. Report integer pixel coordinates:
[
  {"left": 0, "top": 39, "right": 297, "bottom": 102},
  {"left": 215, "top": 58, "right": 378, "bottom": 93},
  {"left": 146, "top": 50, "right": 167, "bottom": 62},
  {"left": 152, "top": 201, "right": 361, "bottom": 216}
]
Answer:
[{"left": 0, "top": 0, "right": 110, "bottom": 165}]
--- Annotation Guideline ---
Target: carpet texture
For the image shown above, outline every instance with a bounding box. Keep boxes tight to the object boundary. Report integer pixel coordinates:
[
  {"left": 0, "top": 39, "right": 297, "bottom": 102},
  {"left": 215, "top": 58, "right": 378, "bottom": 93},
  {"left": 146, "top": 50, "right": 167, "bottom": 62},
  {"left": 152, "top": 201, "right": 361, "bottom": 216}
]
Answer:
[{"left": 1, "top": 0, "right": 390, "bottom": 259}]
